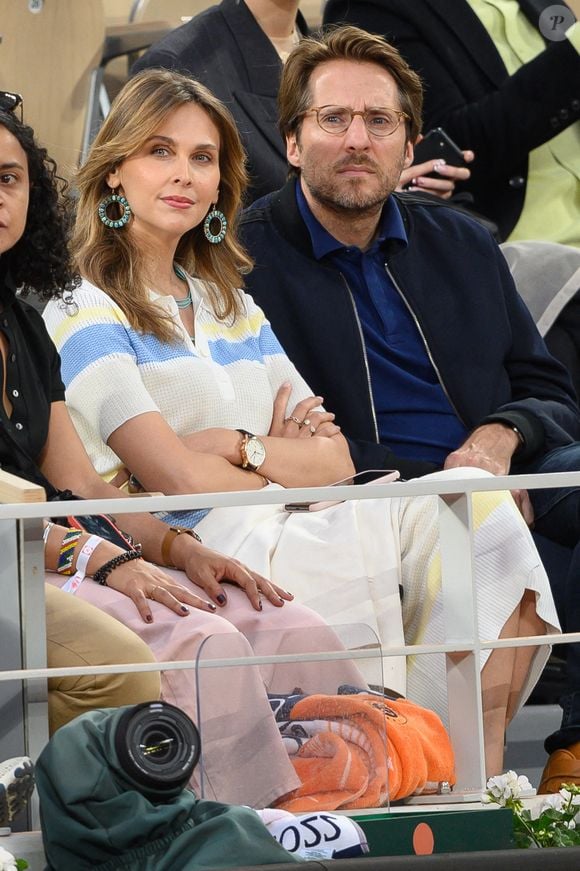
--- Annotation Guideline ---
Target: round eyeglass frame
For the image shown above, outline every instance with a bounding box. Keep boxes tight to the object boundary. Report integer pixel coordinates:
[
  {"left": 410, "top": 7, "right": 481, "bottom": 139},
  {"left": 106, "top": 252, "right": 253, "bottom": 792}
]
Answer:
[{"left": 302, "top": 105, "right": 410, "bottom": 137}]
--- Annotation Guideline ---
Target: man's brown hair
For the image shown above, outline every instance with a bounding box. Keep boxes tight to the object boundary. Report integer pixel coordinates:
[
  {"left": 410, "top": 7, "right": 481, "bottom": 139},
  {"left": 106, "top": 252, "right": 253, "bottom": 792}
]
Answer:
[{"left": 278, "top": 25, "right": 423, "bottom": 159}]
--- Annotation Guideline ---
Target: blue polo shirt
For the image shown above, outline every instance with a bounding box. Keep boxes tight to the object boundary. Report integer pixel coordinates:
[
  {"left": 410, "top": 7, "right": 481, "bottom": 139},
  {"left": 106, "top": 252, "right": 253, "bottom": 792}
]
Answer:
[{"left": 296, "top": 181, "right": 468, "bottom": 464}]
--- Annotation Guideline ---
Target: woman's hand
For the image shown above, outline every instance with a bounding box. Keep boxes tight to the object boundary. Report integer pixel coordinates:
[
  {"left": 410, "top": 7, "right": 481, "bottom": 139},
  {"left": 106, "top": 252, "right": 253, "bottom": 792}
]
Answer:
[
  {"left": 269, "top": 382, "right": 341, "bottom": 439},
  {"left": 104, "top": 557, "right": 218, "bottom": 622},
  {"left": 173, "top": 534, "right": 293, "bottom": 611},
  {"left": 398, "top": 151, "right": 474, "bottom": 199}
]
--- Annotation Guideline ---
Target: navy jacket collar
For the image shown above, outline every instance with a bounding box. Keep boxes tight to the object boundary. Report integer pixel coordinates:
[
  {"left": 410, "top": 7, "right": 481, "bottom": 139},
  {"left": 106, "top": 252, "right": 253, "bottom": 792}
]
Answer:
[{"left": 266, "top": 178, "right": 421, "bottom": 260}]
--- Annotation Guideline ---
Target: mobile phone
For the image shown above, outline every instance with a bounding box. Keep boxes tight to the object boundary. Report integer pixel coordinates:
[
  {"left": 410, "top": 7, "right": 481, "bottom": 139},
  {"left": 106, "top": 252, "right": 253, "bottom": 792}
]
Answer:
[
  {"left": 284, "top": 469, "right": 400, "bottom": 512},
  {"left": 412, "top": 127, "right": 467, "bottom": 172}
]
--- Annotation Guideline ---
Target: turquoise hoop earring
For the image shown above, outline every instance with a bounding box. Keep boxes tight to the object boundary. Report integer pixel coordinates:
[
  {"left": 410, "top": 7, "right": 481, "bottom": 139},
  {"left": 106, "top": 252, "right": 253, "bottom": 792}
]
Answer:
[
  {"left": 203, "top": 207, "right": 227, "bottom": 244},
  {"left": 98, "top": 191, "right": 132, "bottom": 229}
]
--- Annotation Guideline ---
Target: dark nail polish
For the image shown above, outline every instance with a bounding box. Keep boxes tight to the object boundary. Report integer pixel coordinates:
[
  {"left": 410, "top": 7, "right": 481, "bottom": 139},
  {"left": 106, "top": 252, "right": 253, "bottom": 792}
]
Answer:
[
  {"left": 180, "top": 605, "right": 189, "bottom": 613},
  {"left": 146, "top": 614, "right": 153, "bottom": 623},
  {"left": 258, "top": 599, "right": 263, "bottom": 610},
  {"left": 208, "top": 602, "right": 217, "bottom": 611},
  {"left": 217, "top": 593, "right": 227, "bottom": 605},
  {"left": 278, "top": 596, "right": 285, "bottom": 604},
  {"left": 285, "top": 590, "right": 294, "bottom": 597}
]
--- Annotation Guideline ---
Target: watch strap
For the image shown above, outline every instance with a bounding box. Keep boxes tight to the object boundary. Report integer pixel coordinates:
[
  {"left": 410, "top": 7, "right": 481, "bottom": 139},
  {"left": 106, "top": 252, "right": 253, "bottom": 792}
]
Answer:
[{"left": 162, "top": 526, "right": 202, "bottom": 567}]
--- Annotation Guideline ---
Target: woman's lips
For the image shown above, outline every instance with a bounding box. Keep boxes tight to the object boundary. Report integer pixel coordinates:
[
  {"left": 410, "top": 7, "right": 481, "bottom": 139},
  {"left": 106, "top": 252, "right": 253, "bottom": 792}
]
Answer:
[{"left": 161, "top": 196, "right": 194, "bottom": 209}]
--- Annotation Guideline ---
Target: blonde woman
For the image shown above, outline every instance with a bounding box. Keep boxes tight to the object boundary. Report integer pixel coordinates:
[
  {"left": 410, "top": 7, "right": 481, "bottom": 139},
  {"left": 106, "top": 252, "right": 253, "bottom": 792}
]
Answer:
[
  {"left": 45, "top": 69, "right": 559, "bottom": 776},
  {"left": 0, "top": 102, "right": 357, "bottom": 810}
]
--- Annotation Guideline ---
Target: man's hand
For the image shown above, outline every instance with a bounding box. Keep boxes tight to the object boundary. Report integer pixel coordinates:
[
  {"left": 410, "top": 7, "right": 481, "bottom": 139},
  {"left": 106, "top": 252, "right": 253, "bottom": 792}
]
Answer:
[
  {"left": 444, "top": 423, "right": 519, "bottom": 475},
  {"left": 444, "top": 423, "right": 534, "bottom": 526}
]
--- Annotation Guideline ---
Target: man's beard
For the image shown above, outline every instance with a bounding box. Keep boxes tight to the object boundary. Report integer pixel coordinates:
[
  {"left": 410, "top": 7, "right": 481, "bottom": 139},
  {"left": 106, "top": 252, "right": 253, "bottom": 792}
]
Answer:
[{"left": 300, "top": 153, "right": 405, "bottom": 215}]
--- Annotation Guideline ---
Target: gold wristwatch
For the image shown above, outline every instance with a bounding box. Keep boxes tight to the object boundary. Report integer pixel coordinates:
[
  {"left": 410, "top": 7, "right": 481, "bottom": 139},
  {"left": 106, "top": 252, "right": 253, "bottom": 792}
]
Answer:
[{"left": 236, "top": 429, "right": 266, "bottom": 472}]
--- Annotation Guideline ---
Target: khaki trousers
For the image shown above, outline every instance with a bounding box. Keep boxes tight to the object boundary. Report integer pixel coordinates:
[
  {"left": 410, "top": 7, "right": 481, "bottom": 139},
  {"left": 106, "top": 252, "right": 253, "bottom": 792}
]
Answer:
[{"left": 46, "top": 584, "right": 160, "bottom": 733}]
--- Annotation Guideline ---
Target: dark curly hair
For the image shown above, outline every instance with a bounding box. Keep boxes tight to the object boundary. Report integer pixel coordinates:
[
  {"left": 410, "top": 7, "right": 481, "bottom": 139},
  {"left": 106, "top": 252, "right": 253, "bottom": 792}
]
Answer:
[{"left": 0, "top": 110, "right": 79, "bottom": 299}]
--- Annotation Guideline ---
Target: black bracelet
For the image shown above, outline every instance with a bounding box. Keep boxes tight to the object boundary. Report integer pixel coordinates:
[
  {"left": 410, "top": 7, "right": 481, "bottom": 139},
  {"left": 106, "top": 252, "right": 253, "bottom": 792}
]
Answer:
[{"left": 92, "top": 546, "right": 143, "bottom": 586}]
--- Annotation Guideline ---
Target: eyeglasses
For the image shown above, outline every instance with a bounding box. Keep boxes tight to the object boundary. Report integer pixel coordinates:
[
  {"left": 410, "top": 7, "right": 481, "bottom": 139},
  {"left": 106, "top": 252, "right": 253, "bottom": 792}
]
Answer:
[
  {"left": 0, "top": 91, "right": 23, "bottom": 122},
  {"left": 303, "top": 105, "right": 409, "bottom": 138}
]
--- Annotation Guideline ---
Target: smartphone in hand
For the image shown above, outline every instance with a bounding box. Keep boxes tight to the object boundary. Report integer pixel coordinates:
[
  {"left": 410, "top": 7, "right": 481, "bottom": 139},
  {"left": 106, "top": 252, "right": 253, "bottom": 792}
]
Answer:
[{"left": 412, "top": 128, "right": 467, "bottom": 173}]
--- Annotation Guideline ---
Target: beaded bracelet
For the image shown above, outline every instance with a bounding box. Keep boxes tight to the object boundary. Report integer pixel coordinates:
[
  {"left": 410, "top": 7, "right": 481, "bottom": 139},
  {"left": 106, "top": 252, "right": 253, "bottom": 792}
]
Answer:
[
  {"left": 92, "top": 546, "right": 143, "bottom": 586},
  {"left": 56, "top": 529, "right": 83, "bottom": 575}
]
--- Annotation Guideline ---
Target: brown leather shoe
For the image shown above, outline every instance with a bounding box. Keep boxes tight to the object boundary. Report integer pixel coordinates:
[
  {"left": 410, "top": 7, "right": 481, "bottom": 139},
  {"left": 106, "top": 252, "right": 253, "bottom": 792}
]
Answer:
[{"left": 538, "top": 742, "right": 580, "bottom": 793}]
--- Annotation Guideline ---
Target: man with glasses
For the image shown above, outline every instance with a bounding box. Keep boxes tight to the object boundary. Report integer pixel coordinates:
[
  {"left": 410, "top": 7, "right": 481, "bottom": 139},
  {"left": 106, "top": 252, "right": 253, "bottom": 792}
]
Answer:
[{"left": 240, "top": 25, "right": 580, "bottom": 792}]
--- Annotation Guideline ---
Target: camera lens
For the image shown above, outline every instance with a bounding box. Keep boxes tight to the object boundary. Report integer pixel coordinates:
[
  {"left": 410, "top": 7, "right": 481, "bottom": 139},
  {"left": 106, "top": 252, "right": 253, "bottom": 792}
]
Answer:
[{"left": 114, "top": 701, "right": 201, "bottom": 795}]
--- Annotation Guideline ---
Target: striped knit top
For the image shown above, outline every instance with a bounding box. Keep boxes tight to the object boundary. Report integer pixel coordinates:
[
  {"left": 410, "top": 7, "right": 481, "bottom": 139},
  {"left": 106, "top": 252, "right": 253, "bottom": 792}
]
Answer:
[{"left": 43, "top": 273, "right": 314, "bottom": 510}]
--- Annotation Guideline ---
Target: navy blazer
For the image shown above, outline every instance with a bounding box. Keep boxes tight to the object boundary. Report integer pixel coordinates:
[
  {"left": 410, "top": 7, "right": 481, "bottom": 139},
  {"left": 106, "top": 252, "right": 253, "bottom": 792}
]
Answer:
[
  {"left": 132, "top": 0, "right": 306, "bottom": 204},
  {"left": 323, "top": 0, "right": 580, "bottom": 240},
  {"left": 240, "top": 182, "right": 580, "bottom": 476}
]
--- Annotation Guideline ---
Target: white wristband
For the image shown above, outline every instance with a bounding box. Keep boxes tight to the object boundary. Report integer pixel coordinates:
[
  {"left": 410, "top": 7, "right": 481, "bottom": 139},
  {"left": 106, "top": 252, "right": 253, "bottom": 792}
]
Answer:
[{"left": 61, "top": 535, "right": 104, "bottom": 594}]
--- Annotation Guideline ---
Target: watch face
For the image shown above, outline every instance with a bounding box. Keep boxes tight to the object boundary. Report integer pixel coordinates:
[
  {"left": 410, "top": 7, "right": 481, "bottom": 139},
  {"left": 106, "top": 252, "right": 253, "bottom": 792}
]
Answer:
[{"left": 247, "top": 436, "right": 266, "bottom": 468}]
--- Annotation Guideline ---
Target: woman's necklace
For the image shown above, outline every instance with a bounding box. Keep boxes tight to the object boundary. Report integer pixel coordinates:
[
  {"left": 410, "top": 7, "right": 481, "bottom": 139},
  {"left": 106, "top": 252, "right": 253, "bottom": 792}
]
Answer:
[
  {"left": 270, "top": 26, "right": 300, "bottom": 62},
  {"left": 173, "top": 263, "right": 192, "bottom": 309},
  {"left": 172, "top": 263, "right": 195, "bottom": 343}
]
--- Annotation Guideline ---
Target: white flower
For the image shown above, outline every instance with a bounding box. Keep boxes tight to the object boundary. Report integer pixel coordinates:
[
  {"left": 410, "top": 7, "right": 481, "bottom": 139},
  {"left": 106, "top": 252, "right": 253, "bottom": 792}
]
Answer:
[
  {"left": 485, "top": 770, "right": 532, "bottom": 805},
  {"left": 567, "top": 819, "right": 577, "bottom": 830},
  {"left": 541, "top": 794, "right": 565, "bottom": 813},
  {"left": 560, "top": 788, "right": 580, "bottom": 807},
  {"left": 0, "top": 846, "right": 18, "bottom": 871}
]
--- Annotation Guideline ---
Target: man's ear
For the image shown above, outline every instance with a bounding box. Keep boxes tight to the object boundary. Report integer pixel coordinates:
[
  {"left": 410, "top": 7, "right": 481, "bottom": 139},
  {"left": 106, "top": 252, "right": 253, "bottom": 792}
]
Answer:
[
  {"left": 403, "top": 139, "right": 414, "bottom": 169},
  {"left": 286, "top": 134, "right": 301, "bottom": 170}
]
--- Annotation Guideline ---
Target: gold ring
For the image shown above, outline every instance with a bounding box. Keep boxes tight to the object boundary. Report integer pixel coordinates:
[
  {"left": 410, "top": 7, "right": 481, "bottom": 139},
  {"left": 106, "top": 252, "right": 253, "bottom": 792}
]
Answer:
[
  {"left": 148, "top": 585, "right": 162, "bottom": 600},
  {"left": 285, "top": 416, "right": 303, "bottom": 426},
  {"left": 302, "top": 418, "right": 311, "bottom": 427}
]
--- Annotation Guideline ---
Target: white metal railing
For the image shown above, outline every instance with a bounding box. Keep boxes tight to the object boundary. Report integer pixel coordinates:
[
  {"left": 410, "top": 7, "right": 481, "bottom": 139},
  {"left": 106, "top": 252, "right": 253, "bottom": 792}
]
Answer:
[{"left": 2, "top": 469, "right": 579, "bottom": 813}]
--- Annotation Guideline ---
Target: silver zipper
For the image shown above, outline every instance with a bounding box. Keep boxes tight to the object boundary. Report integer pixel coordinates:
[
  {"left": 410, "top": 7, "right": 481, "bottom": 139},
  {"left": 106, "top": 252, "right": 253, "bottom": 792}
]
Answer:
[
  {"left": 339, "top": 273, "right": 380, "bottom": 442},
  {"left": 385, "top": 263, "right": 466, "bottom": 425}
]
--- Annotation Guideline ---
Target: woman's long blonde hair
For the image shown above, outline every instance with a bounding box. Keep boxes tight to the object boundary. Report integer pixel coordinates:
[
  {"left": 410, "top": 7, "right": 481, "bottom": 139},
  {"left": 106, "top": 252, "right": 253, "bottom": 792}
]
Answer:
[{"left": 73, "top": 69, "right": 252, "bottom": 342}]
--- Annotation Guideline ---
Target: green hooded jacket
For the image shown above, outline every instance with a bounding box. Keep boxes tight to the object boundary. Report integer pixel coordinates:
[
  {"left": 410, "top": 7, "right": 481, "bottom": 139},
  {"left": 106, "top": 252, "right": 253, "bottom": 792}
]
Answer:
[{"left": 36, "top": 706, "right": 301, "bottom": 870}]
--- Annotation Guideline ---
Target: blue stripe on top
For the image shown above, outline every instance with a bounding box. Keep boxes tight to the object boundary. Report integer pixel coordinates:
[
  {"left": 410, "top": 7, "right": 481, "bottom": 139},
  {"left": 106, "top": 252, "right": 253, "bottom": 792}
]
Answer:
[
  {"left": 59, "top": 322, "right": 194, "bottom": 386},
  {"left": 207, "top": 323, "right": 284, "bottom": 366},
  {"left": 60, "top": 319, "right": 284, "bottom": 388}
]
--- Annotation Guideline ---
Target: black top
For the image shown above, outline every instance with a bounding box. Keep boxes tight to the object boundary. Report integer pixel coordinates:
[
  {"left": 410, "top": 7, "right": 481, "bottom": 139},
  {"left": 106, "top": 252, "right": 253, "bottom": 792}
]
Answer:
[{"left": 0, "top": 257, "right": 65, "bottom": 485}]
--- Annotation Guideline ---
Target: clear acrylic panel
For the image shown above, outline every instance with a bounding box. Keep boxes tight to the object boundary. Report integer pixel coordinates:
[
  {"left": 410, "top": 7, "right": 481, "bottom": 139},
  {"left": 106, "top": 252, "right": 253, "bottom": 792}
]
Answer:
[{"left": 193, "top": 621, "right": 393, "bottom": 812}]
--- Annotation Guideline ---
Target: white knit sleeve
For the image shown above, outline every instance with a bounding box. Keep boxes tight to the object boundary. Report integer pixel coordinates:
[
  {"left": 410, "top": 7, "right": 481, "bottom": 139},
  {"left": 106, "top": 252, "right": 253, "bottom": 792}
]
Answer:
[{"left": 43, "top": 283, "right": 160, "bottom": 446}]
